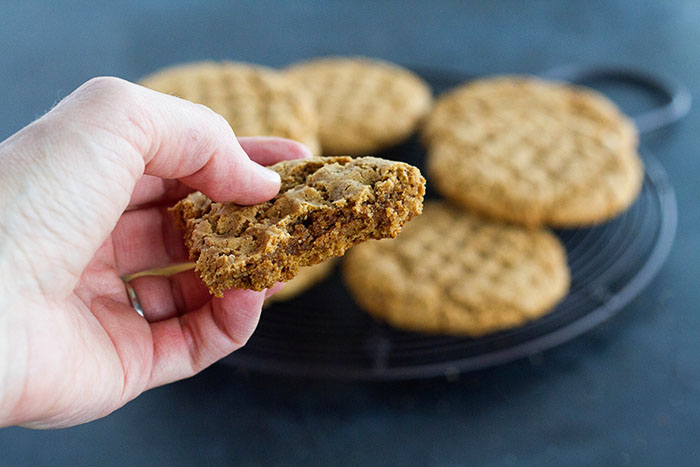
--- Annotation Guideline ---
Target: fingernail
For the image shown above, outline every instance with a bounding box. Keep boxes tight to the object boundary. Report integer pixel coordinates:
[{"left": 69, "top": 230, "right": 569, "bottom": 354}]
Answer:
[{"left": 250, "top": 161, "right": 281, "bottom": 185}]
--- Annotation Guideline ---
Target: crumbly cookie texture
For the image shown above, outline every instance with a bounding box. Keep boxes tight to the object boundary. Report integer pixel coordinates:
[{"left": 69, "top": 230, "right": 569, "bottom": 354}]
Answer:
[
  {"left": 140, "top": 61, "right": 321, "bottom": 155},
  {"left": 284, "top": 57, "right": 433, "bottom": 155},
  {"left": 264, "top": 259, "right": 336, "bottom": 305},
  {"left": 343, "top": 202, "right": 570, "bottom": 336},
  {"left": 171, "top": 156, "right": 425, "bottom": 297},
  {"left": 424, "top": 76, "right": 643, "bottom": 227}
]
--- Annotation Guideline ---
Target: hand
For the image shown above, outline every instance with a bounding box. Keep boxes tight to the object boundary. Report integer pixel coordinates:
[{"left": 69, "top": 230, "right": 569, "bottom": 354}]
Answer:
[{"left": 0, "top": 77, "right": 311, "bottom": 428}]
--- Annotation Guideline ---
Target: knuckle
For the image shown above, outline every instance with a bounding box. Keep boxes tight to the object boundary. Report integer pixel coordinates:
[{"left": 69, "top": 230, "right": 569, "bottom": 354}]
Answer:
[
  {"left": 69, "top": 77, "right": 144, "bottom": 118},
  {"left": 77, "top": 76, "right": 132, "bottom": 101},
  {"left": 194, "top": 103, "right": 232, "bottom": 133},
  {"left": 65, "top": 77, "right": 152, "bottom": 157},
  {"left": 213, "top": 112, "right": 232, "bottom": 132}
]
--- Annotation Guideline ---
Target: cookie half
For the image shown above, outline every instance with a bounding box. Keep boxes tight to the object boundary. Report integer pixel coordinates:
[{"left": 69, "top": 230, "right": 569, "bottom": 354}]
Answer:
[
  {"left": 171, "top": 156, "right": 425, "bottom": 297},
  {"left": 424, "top": 76, "right": 643, "bottom": 227},
  {"left": 140, "top": 61, "right": 321, "bottom": 155},
  {"left": 343, "top": 202, "right": 570, "bottom": 336},
  {"left": 285, "top": 57, "right": 432, "bottom": 155}
]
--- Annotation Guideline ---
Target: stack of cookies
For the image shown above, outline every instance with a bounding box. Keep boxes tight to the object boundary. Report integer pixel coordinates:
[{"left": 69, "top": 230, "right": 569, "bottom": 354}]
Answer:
[
  {"left": 344, "top": 75, "right": 644, "bottom": 336},
  {"left": 142, "top": 58, "right": 644, "bottom": 338}
]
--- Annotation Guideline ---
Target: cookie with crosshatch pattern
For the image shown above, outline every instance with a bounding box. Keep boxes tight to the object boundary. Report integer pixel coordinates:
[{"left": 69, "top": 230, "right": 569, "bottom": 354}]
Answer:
[
  {"left": 284, "top": 57, "right": 433, "bottom": 155},
  {"left": 424, "top": 76, "right": 643, "bottom": 227},
  {"left": 140, "top": 61, "right": 321, "bottom": 155},
  {"left": 343, "top": 202, "right": 570, "bottom": 336}
]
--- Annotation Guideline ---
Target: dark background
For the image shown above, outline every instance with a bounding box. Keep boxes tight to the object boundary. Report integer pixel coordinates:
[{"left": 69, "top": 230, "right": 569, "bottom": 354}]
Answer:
[{"left": 1, "top": 1, "right": 699, "bottom": 465}]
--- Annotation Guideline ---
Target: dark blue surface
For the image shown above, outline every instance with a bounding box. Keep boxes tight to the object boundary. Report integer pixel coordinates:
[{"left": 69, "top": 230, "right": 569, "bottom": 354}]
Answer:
[{"left": 1, "top": 1, "right": 700, "bottom": 465}]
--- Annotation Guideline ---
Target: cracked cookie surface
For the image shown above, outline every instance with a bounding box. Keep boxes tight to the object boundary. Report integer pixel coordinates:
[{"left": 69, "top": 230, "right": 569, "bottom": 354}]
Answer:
[
  {"left": 171, "top": 156, "right": 425, "bottom": 297},
  {"left": 343, "top": 201, "right": 570, "bottom": 336},
  {"left": 424, "top": 76, "right": 643, "bottom": 227}
]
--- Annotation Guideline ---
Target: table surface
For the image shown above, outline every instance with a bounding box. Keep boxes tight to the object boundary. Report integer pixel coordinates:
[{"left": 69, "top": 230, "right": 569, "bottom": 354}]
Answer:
[{"left": 1, "top": 1, "right": 699, "bottom": 465}]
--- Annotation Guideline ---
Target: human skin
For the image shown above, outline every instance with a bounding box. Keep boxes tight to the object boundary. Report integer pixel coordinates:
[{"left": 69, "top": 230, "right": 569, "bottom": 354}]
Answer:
[{"left": 0, "top": 77, "right": 311, "bottom": 429}]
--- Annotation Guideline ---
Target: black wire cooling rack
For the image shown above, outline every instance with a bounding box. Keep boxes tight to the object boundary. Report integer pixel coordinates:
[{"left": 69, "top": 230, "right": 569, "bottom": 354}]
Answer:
[{"left": 222, "top": 65, "right": 690, "bottom": 380}]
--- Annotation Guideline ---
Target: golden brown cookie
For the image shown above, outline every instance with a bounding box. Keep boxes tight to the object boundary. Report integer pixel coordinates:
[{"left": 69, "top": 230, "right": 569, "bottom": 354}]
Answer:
[
  {"left": 284, "top": 57, "right": 432, "bottom": 155},
  {"left": 343, "top": 202, "right": 570, "bottom": 336},
  {"left": 424, "top": 76, "right": 643, "bottom": 227},
  {"left": 140, "top": 61, "right": 321, "bottom": 155},
  {"left": 265, "top": 259, "right": 336, "bottom": 305},
  {"left": 171, "top": 156, "right": 425, "bottom": 297}
]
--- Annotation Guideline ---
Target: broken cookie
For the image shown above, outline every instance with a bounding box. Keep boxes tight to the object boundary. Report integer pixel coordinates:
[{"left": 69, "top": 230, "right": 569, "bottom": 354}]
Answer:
[{"left": 170, "top": 156, "right": 425, "bottom": 297}]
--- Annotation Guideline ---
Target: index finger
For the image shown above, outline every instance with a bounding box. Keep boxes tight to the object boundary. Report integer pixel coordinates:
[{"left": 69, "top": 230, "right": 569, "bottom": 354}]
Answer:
[{"left": 52, "top": 76, "right": 282, "bottom": 205}]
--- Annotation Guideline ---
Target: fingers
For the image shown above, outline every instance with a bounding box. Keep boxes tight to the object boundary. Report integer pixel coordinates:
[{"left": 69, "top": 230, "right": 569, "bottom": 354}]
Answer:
[
  {"left": 128, "top": 176, "right": 193, "bottom": 208},
  {"left": 85, "top": 296, "right": 155, "bottom": 407},
  {"left": 128, "top": 273, "right": 284, "bottom": 324},
  {"left": 175, "top": 142, "right": 281, "bottom": 206},
  {"left": 84, "top": 288, "right": 265, "bottom": 410},
  {"left": 111, "top": 206, "right": 188, "bottom": 276},
  {"left": 127, "top": 270, "right": 211, "bottom": 322},
  {"left": 128, "top": 136, "right": 312, "bottom": 208},
  {"left": 113, "top": 203, "right": 286, "bottom": 322},
  {"left": 147, "top": 288, "right": 265, "bottom": 388},
  {"left": 237, "top": 136, "right": 313, "bottom": 165},
  {"left": 89, "top": 285, "right": 265, "bottom": 397},
  {"left": 62, "top": 76, "right": 282, "bottom": 205}
]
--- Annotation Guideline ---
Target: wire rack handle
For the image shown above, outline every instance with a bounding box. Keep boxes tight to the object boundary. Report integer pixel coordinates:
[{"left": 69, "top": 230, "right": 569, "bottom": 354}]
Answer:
[{"left": 539, "top": 64, "right": 691, "bottom": 134}]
